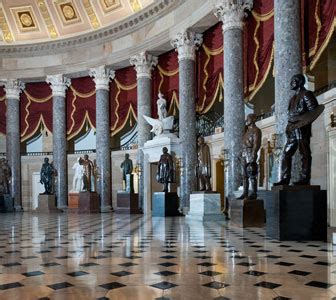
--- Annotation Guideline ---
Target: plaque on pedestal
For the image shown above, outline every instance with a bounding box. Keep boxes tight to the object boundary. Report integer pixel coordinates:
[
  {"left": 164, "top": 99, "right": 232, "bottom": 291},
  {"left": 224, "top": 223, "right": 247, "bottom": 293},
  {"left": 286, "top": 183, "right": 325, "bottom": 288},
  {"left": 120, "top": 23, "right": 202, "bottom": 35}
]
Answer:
[
  {"left": 36, "top": 194, "right": 58, "bottom": 212},
  {"left": 78, "top": 192, "right": 99, "bottom": 213},
  {"left": 188, "top": 192, "right": 223, "bottom": 221},
  {"left": 266, "top": 185, "right": 327, "bottom": 241},
  {"left": 68, "top": 193, "right": 79, "bottom": 209},
  {"left": 115, "top": 191, "right": 142, "bottom": 214},
  {"left": 0, "top": 194, "right": 14, "bottom": 212},
  {"left": 230, "top": 199, "right": 265, "bottom": 228},
  {"left": 152, "top": 192, "right": 180, "bottom": 217}
]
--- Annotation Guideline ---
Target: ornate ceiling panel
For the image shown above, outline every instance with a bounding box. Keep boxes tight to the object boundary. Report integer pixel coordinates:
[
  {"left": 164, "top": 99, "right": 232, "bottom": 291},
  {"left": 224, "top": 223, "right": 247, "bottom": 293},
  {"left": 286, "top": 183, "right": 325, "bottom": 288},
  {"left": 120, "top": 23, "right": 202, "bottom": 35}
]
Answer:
[{"left": 0, "top": 0, "right": 153, "bottom": 44}]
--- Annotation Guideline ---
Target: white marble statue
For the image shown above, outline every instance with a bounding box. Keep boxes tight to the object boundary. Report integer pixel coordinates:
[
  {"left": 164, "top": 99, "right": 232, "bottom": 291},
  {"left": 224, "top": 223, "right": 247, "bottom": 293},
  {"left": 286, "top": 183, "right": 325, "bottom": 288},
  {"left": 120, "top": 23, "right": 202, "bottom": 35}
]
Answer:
[
  {"left": 157, "top": 93, "right": 167, "bottom": 120},
  {"left": 72, "top": 157, "right": 84, "bottom": 192}
]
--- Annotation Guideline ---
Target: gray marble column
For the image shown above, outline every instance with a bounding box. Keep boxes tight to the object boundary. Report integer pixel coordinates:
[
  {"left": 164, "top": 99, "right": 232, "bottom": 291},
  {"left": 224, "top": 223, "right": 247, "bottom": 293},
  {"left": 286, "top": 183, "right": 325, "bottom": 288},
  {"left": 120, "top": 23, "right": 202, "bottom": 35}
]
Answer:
[
  {"left": 215, "top": 0, "right": 253, "bottom": 198},
  {"left": 5, "top": 79, "right": 25, "bottom": 211},
  {"left": 89, "top": 66, "right": 115, "bottom": 212},
  {"left": 171, "top": 31, "right": 203, "bottom": 212},
  {"left": 46, "top": 75, "right": 71, "bottom": 210},
  {"left": 274, "top": 0, "right": 302, "bottom": 181},
  {"left": 130, "top": 52, "right": 158, "bottom": 211}
]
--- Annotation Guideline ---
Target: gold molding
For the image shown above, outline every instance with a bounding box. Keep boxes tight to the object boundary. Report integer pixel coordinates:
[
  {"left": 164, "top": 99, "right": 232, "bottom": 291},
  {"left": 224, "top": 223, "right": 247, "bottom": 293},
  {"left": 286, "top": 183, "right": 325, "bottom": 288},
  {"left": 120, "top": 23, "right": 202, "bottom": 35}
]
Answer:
[
  {"left": 55, "top": 1, "right": 81, "bottom": 26},
  {"left": 100, "top": 0, "right": 122, "bottom": 13},
  {"left": 0, "top": 7, "right": 13, "bottom": 42},
  {"left": 11, "top": 6, "right": 39, "bottom": 33},
  {"left": 37, "top": 0, "right": 58, "bottom": 38},
  {"left": 129, "top": 0, "right": 142, "bottom": 12},
  {"left": 83, "top": 0, "right": 100, "bottom": 29}
]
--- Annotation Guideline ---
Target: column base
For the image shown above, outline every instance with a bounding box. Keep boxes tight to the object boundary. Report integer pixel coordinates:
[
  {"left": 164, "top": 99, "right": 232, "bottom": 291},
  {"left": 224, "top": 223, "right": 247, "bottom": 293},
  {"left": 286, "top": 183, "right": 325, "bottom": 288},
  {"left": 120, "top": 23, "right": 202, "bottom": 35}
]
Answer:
[
  {"left": 152, "top": 192, "right": 180, "bottom": 217},
  {"left": 78, "top": 192, "right": 99, "bottom": 213},
  {"left": 115, "top": 191, "right": 142, "bottom": 214},
  {"left": 35, "top": 194, "right": 59, "bottom": 213},
  {"left": 100, "top": 205, "right": 113, "bottom": 213}
]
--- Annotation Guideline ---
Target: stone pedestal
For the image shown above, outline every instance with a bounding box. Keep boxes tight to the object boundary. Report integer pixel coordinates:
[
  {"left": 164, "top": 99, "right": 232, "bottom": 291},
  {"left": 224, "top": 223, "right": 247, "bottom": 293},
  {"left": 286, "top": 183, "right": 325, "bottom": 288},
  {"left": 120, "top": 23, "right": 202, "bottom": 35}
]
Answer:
[
  {"left": 152, "top": 192, "right": 180, "bottom": 217},
  {"left": 36, "top": 194, "right": 58, "bottom": 212},
  {"left": 188, "top": 192, "right": 223, "bottom": 221},
  {"left": 266, "top": 185, "right": 327, "bottom": 241},
  {"left": 78, "top": 192, "right": 99, "bottom": 213},
  {"left": 115, "top": 191, "right": 142, "bottom": 214},
  {"left": 230, "top": 199, "right": 265, "bottom": 228},
  {"left": 68, "top": 193, "right": 79, "bottom": 209},
  {"left": 0, "top": 194, "right": 14, "bottom": 212}
]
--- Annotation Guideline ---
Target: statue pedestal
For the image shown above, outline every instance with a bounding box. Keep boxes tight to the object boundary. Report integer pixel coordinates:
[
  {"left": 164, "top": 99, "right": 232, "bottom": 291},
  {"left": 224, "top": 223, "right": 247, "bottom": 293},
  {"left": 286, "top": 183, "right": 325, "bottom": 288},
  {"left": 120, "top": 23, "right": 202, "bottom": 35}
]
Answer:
[
  {"left": 266, "top": 185, "right": 327, "bottom": 241},
  {"left": 78, "top": 192, "right": 99, "bottom": 213},
  {"left": 115, "top": 191, "right": 142, "bottom": 214},
  {"left": 152, "top": 192, "right": 180, "bottom": 217},
  {"left": 188, "top": 192, "right": 223, "bottom": 221},
  {"left": 68, "top": 193, "right": 79, "bottom": 209},
  {"left": 0, "top": 194, "right": 14, "bottom": 212},
  {"left": 229, "top": 199, "right": 265, "bottom": 228},
  {"left": 36, "top": 194, "right": 58, "bottom": 212}
]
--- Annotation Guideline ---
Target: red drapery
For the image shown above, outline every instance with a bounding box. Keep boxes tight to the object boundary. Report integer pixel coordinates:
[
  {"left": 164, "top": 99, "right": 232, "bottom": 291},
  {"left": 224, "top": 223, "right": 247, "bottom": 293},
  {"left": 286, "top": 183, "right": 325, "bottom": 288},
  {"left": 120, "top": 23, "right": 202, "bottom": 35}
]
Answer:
[
  {"left": 66, "top": 76, "right": 96, "bottom": 140},
  {"left": 20, "top": 82, "right": 52, "bottom": 142},
  {"left": 0, "top": 87, "right": 6, "bottom": 135},
  {"left": 152, "top": 50, "right": 179, "bottom": 117},
  {"left": 110, "top": 66, "right": 137, "bottom": 136}
]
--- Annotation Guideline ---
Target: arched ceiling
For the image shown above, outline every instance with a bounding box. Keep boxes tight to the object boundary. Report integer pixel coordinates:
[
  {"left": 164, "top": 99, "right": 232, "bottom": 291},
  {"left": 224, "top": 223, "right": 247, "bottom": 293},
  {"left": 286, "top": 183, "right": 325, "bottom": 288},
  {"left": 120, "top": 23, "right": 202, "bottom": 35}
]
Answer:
[{"left": 0, "top": 0, "right": 153, "bottom": 44}]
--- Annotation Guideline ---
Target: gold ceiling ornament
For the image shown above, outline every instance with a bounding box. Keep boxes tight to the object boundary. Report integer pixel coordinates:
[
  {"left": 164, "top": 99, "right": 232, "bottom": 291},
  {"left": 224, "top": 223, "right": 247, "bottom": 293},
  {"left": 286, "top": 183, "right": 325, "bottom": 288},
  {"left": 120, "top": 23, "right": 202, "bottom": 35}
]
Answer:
[
  {"left": 20, "top": 13, "right": 33, "bottom": 27},
  {"left": 11, "top": 6, "right": 38, "bottom": 32},
  {"left": 55, "top": 1, "right": 80, "bottom": 25},
  {"left": 129, "top": 0, "right": 142, "bottom": 12},
  {"left": 36, "top": 0, "right": 58, "bottom": 39},
  {"left": 62, "top": 4, "right": 75, "bottom": 19},
  {"left": 83, "top": 0, "right": 100, "bottom": 29},
  {"left": 0, "top": 7, "right": 13, "bottom": 42},
  {"left": 100, "top": 0, "right": 121, "bottom": 13}
]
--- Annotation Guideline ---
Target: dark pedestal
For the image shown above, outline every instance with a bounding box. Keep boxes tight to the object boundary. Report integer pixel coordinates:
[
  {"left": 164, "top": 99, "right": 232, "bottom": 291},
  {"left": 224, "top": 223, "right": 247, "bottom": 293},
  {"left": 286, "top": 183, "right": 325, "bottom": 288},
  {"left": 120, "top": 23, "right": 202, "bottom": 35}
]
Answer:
[
  {"left": 115, "top": 191, "right": 142, "bottom": 214},
  {"left": 68, "top": 193, "right": 79, "bottom": 209},
  {"left": 152, "top": 192, "right": 180, "bottom": 217},
  {"left": 266, "top": 185, "right": 327, "bottom": 241},
  {"left": 78, "top": 192, "right": 99, "bottom": 213},
  {"left": 36, "top": 194, "right": 58, "bottom": 212},
  {"left": 0, "top": 194, "right": 14, "bottom": 212},
  {"left": 230, "top": 199, "right": 265, "bottom": 228}
]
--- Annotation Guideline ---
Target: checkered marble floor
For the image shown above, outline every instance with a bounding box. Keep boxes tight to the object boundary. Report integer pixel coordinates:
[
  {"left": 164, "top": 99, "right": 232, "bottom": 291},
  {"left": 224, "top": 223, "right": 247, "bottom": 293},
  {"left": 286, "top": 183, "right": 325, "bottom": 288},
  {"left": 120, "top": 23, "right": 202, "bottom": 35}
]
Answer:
[{"left": 0, "top": 213, "right": 335, "bottom": 300}]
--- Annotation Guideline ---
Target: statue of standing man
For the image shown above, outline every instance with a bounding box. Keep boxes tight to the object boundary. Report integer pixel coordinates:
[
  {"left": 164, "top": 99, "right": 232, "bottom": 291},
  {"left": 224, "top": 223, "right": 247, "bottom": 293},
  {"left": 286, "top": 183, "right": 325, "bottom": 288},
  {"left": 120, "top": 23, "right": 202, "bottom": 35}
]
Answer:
[
  {"left": 40, "top": 157, "right": 55, "bottom": 194},
  {"left": 157, "top": 147, "right": 175, "bottom": 192},
  {"left": 81, "top": 154, "right": 94, "bottom": 192},
  {"left": 0, "top": 158, "right": 11, "bottom": 195},
  {"left": 197, "top": 136, "right": 212, "bottom": 191},
  {"left": 120, "top": 154, "right": 134, "bottom": 193},
  {"left": 237, "top": 114, "right": 261, "bottom": 200},
  {"left": 157, "top": 93, "right": 167, "bottom": 120}
]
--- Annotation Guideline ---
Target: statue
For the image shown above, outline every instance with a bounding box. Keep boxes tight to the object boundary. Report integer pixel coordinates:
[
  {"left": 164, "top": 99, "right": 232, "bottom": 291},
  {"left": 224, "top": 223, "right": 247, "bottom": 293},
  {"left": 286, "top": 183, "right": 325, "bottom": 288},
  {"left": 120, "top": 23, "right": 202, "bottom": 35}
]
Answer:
[
  {"left": 237, "top": 114, "right": 261, "bottom": 200},
  {"left": 120, "top": 153, "right": 133, "bottom": 192},
  {"left": 0, "top": 158, "right": 11, "bottom": 195},
  {"left": 197, "top": 136, "right": 212, "bottom": 191},
  {"left": 81, "top": 154, "right": 94, "bottom": 192},
  {"left": 40, "top": 157, "right": 55, "bottom": 194},
  {"left": 156, "top": 147, "right": 175, "bottom": 192},
  {"left": 71, "top": 157, "right": 84, "bottom": 192},
  {"left": 274, "top": 74, "right": 324, "bottom": 186},
  {"left": 157, "top": 93, "right": 167, "bottom": 120}
]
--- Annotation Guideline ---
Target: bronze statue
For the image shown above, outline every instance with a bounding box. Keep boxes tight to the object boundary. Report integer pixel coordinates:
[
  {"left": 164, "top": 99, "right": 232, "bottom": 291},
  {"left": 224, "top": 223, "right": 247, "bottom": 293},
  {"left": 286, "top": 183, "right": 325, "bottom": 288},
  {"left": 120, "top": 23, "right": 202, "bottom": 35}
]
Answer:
[
  {"left": 120, "top": 153, "right": 133, "bottom": 192},
  {"left": 81, "top": 154, "right": 94, "bottom": 192},
  {"left": 274, "top": 74, "right": 324, "bottom": 186},
  {"left": 157, "top": 147, "right": 175, "bottom": 192},
  {"left": 40, "top": 157, "right": 55, "bottom": 194},
  {"left": 197, "top": 136, "right": 212, "bottom": 191},
  {"left": 0, "top": 158, "right": 11, "bottom": 195},
  {"left": 237, "top": 114, "right": 261, "bottom": 200}
]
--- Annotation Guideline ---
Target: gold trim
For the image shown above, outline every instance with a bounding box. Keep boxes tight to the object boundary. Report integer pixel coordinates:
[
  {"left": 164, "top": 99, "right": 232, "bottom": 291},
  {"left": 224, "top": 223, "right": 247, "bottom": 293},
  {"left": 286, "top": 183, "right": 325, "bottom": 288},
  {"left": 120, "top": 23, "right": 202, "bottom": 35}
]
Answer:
[
  {"left": 167, "top": 91, "right": 179, "bottom": 116},
  {"left": 21, "top": 115, "right": 52, "bottom": 142},
  {"left": 83, "top": 0, "right": 100, "bottom": 29},
  {"left": 111, "top": 105, "right": 137, "bottom": 136},
  {"left": 23, "top": 90, "right": 52, "bottom": 103},
  {"left": 0, "top": 95, "right": 5, "bottom": 101},
  {"left": 0, "top": 7, "right": 14, "bottom": 42},
  {"left": 309, "top": 0, "right": 322, "bottom": 58},
  {"left": 129, "top": 0, "right": 142, "bottom": 12},
  {"left": 67, "top": 111, "right": 95, "bottom": 140},
  {"left": 201, "top": 73, "right": 224, "bottom": 114},
  {"left": 37, "top": 0, "right": 58, "bottom": 38}
]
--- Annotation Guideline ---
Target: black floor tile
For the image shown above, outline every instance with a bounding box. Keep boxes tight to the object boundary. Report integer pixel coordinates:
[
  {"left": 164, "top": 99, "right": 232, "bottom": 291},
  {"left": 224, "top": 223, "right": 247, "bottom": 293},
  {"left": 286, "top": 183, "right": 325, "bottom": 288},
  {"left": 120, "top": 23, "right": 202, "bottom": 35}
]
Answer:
[
  {"left": 197, "top": 262, "right": 216, "bottom": 267},
  {"left": 244, "top": 270, "right": 266, "bottom": 276},
  {"left": 0, "top": 282, "right": 23, "bottom": 290},
  {"left": 111, "top": 271, "right": 133, "bottom": 277},
  {"left": 3, "top": 262, "right": 22, "bottom": 267},
  {"left": 41, "top": 262, "right": 61, "bottom": 267},
  {"left": 151, "top": 281, "right": 178, "bottom": 290},
  {"left": 275, "top": 262, "right": 294, "bottom": 267},
  {"left": 203, "top": 281, "right": 229, "bottom": 289},
  {"left": 254, "top": 281, "right": 282, "bottom": 289},
  {"left": 119, "top": 262, "right": 138, "bottom": 267},
  {"left": 299, "top": 255, "right": 317, "bottom": 259},
  {"left": 236, "top": 262, "right": 256, "bottom": 267},
  {"left": 305, "top": 281, "right": 333, "bottom": 289},
  {"left": 288, "top": 270, "right": 311, "bottom": 276},
  {"left": 158, "top": 262, "right": 177, "bottom": 267},
  {"left": 67, "top": 271, "right": 89, "bottom": 277},
  {"left": 47, "top": 282, "right": 73, "bottom": 290},
  {"left": 154, "top": 271, "right": 177, "bottom": 276},
  {"left": 199, "top": 271, "right": 222, "bottom": 276},
  {"left": 99, "top": 282, "right": 126, "bottom": 290},
  {"left": 22, "top": 271, "right": 45, "bottom": 277},
  {"left": 160, "top": 255, "right": 176, "bottom": 259},
  {"left": 79, "top": 262, "right": 99, "bottom": 267}
]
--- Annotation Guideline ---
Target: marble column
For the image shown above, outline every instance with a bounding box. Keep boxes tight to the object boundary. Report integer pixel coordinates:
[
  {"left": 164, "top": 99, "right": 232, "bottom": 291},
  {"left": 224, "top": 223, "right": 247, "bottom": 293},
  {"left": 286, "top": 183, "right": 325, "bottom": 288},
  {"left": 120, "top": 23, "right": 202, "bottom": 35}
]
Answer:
[
  {"left": 171, "top": 31, "right": 203, "bottom": 212},
  {"left": 5, "top": 79, "right": 25, "bottom": 210},
  {"left": 274, "top": 0, "right": 302, "bottom": 181},
  {"left": 46, "top": 75, "right": 71, "bottom": 210},
  {"left": 130, "top": 52, "right": 158, "bottom": 211},
  {"left": 215, "top": 0, "right": 253, "bottom": 198},
  {"left": 89, "top": 65, "right": 115, "bottom": 212}
]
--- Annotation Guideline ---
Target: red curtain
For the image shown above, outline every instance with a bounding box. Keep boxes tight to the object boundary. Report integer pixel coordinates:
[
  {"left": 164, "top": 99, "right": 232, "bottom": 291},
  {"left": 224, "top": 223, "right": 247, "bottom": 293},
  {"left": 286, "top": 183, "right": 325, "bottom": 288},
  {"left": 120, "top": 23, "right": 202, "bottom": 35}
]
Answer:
[
  {"left": 0, "top": 87, "right": 5, "bottom": 135},
  {"left": 20, "top": 82, "right": 52, "bottom": 142},
  {"left": 66, "top": 76, "right": 96, "bottom": 140},
  {"left": 152, "top": 50, "right": 179, "bottom": 118},
  {"left": 110, "top": 66, "right": 137, "bottom": 136}
]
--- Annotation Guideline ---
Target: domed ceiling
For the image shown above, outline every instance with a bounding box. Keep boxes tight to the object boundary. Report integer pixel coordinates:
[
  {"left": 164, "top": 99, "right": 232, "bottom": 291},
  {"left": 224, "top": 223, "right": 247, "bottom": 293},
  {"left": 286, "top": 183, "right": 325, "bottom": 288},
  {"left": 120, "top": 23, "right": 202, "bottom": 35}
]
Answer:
[{"left": 0, "top": 0, "right": 153, "bottom": 44}]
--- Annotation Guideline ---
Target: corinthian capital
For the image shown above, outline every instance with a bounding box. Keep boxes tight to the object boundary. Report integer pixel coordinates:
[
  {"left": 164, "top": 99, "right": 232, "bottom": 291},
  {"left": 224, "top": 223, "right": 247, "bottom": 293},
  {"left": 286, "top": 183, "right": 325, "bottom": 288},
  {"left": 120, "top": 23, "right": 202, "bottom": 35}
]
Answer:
[
  {"left": 130, "top": 52, "right": 158, "bottom": 79},
  {"left": 4, "top": 79, "right": 25, "bottom": 100},
  {"left": 171, "top": 30, "right": 203, "bottom": 62},
  {"left": 214, "top": 0, "right": 253, "bottom": 33},
  {"left": 46, "top": 74, "right": 71, "bottom": 98},
  {"left": 89, "top": 65, "right": 115, "bottom": 91}
]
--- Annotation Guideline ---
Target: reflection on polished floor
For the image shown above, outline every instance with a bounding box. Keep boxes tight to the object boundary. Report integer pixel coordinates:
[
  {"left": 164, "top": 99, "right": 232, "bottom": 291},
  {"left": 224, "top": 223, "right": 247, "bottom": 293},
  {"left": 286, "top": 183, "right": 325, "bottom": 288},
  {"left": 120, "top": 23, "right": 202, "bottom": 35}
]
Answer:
[{"left": 0, "top": 213, "right": 335, "bottom": 300}]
